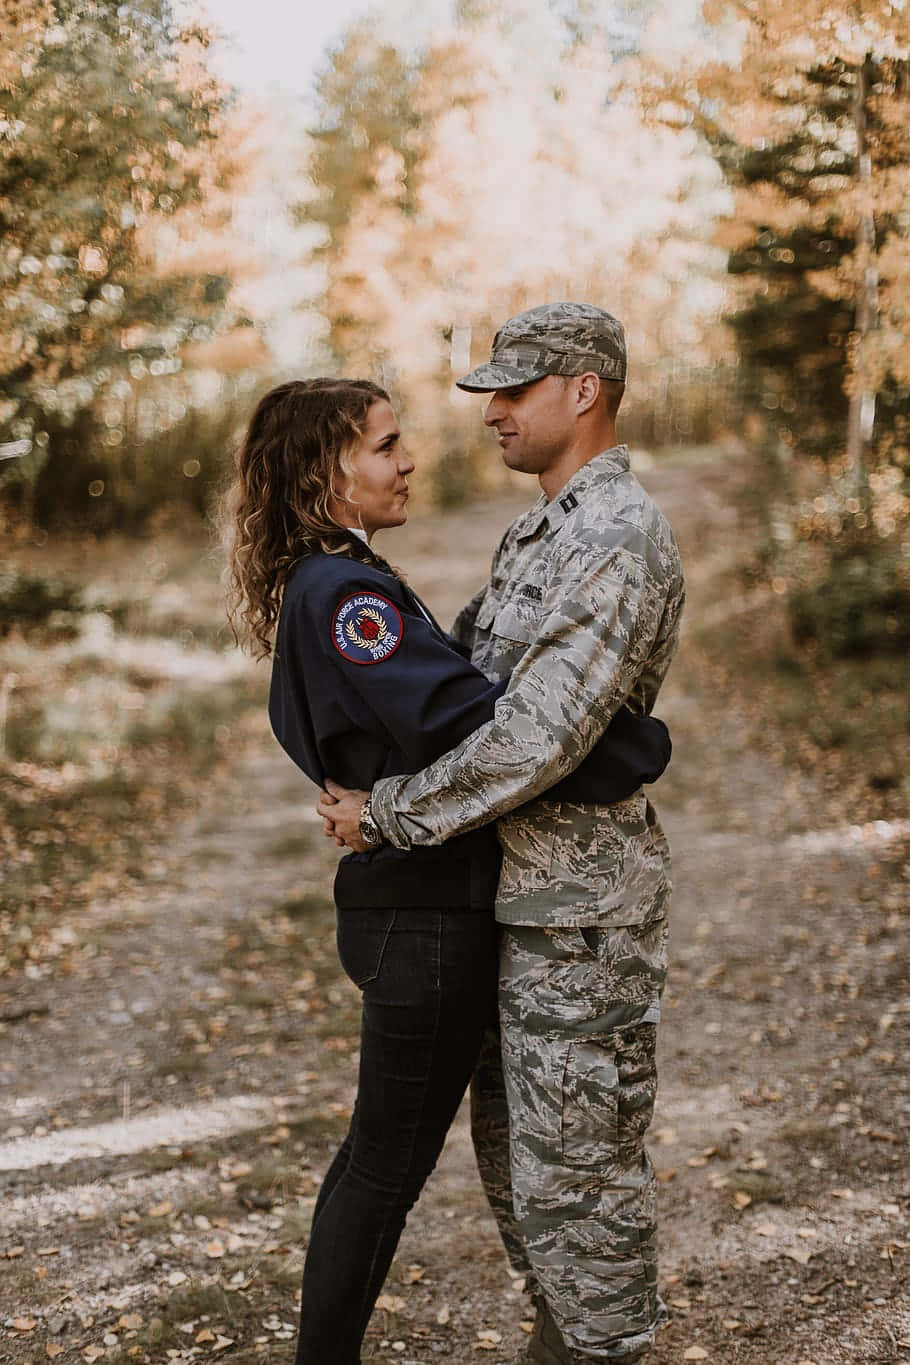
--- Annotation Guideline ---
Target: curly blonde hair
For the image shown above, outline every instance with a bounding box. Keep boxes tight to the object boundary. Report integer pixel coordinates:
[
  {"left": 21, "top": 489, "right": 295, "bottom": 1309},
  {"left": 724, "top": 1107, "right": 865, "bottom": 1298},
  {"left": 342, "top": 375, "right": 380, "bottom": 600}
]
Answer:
[{"left": 222, "top": 377, "right": 390, "bottom": 658}]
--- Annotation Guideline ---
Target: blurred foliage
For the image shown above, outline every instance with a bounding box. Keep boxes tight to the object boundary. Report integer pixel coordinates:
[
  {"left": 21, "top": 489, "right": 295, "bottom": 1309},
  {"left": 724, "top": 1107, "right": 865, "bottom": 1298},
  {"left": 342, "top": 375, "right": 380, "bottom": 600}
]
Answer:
[
  {"left": 662, "top": 2, "right": 910, "bottom": 657},
  {"left": 0, "top": 0, "right": 246, "bottom": 527},
  {"left": 0, "top": 565, "right": 83, "bottom": 634},
  {"left": 24, "top": 391, "right": 249, "bottom": 531},
  {"left": 788, "top": 541, "right": 910, "bottom": 660},
  {"left": 717, "top": 55, "right": 910, "bottom": 471},
  {"left": 301, "top": 2, "right": 731, "bottom": 502}
]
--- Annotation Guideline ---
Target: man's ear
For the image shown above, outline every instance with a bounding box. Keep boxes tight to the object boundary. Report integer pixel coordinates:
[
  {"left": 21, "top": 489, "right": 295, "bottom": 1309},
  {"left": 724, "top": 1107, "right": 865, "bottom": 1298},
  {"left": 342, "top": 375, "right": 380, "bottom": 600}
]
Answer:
[{"left": 574, "top": 372, "right": 601, "bottom": 416}]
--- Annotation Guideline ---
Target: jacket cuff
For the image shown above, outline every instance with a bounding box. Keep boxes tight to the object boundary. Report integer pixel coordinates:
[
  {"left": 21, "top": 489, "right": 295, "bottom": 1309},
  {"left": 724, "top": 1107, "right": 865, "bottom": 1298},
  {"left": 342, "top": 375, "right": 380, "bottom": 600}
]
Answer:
[{"left": 370, "top": 777, "right": 413, "bottom": 850}]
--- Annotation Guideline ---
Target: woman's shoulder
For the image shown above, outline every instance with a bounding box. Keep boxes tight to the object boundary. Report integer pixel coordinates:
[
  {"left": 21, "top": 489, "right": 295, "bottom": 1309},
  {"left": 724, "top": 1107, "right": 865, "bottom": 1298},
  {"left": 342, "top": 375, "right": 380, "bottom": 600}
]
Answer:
[{"left": 284, "top": 551, "right": 396, "bottom": 612}]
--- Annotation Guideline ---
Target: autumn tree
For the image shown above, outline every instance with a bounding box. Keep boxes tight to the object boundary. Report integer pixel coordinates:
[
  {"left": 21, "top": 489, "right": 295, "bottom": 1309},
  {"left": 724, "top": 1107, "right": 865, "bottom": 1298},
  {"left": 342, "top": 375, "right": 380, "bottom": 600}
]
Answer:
[
  {"left": 651, "top": 3, "right": 910, "bottom": 497},
  {"left": 301, "top": 0, "right": 728, "bottom": 500},
  {"left": 0, "top": 0, "right": 242, "bottom": 527},
  {"left": 645, "top": 0, "right": 910, "bottom": 653}
]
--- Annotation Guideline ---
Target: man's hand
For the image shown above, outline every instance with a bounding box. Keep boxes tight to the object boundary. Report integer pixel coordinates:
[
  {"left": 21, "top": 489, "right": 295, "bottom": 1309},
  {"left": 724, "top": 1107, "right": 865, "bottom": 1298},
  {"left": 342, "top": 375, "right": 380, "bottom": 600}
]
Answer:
[{"left": 317, "top": 779, "right": 371, "bottom": 851}]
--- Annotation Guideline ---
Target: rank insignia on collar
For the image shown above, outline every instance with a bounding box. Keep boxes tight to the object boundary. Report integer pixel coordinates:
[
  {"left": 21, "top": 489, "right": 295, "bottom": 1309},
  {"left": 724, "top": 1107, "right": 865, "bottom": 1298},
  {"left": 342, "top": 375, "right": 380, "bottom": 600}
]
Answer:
[{"left": 332, "top": 592, "right": 403, "bottom": 665}]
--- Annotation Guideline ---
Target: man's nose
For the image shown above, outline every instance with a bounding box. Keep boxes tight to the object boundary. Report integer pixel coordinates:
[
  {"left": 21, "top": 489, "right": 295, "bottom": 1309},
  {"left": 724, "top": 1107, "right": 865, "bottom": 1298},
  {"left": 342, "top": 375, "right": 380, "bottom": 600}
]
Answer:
[
  {"left": 399, "top": 449, "right": 415, "bottom": 474},
  {"left": 483, "top": 395, "right": 504, "bottom": 426}
]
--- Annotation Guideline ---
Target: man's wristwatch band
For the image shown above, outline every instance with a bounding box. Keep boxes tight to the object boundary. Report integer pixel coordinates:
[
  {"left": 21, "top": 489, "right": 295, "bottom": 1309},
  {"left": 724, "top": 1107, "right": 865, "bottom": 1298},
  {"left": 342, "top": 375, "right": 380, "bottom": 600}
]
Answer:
[{"left": 358, "top": 794, "right": 384, "bottom": 848}]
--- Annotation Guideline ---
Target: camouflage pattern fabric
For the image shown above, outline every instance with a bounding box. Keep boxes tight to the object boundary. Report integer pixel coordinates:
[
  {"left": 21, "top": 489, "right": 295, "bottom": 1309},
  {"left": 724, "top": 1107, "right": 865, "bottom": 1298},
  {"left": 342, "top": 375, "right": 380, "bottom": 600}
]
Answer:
[
  {"left": 370, "top": 444, "right": 685, "bottom": 933},
  {"left": 469, "top": 1011, "right": 534, "bottom": 1285},
  {"left": 457, "top": 302, "right": 627, "bottom": 391},
  {"left": 499, "top": 921, "right": 668, "bottom": 1359}
]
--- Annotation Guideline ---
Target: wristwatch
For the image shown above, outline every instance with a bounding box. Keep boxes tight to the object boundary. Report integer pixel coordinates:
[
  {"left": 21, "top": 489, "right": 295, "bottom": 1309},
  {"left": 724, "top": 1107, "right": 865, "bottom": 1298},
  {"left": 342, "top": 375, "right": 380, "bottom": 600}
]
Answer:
[{"left": 358, "top": 794, "right": 384, "bottom": 848}]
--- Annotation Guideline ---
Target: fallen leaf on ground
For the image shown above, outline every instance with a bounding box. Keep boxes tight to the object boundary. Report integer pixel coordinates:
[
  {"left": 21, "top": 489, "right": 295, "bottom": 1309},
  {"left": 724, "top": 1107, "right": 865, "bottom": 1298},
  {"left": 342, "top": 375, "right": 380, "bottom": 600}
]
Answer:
[
  {"left": 732, "top": 1191, "right": 752, "bottom": 1209},
  {"left": 657, "top": 1168, "right": 677, "bottom": 1182},
  {"left": 119, "top": 1314, "right": 143, "bottom": 1330},
  {"left": 723, "top": 1319, "right": 742, "bottom": 1330},
  {"left": 196, "top": 1329, "right": 216, "bottom": 1343},
  {"left": 5, "top": 1246, "right": 25, "bottom": 1258},
  {"left": 784, "top": 1247, "right": 812, "bottom": 1265},
  {"left": 166, "top": 1270, "right": 188, "bottom": 1286},
  {"left": 403, "top": 1263, "right": 425, "bottom": 1283},
  {"left": 83, "top": 1349, "right": 105, "bottom": 1363},
  {"left": 683, "top": 1348, "right": 709, "bottom": 1361},
  {"left": 477, "top": 1330, "right": 502, "bottom": 1344},
  {"left": 520, "top": 1320, "right": 534, "bottom": 1334},
  {"left": 205, "top": 1240, "right": 226, "bottom": 1259},
  {"left": 46, "top": 1345, "right": 64, "bottom": 1358},
  {"left": 12, "top": 1319, "right": 37, "bottom": 1332},
  {"left": 212, "top": 1336, "right": 234, "bottom": 1352},
  {"left": 375, "top": 1295, "right": 405, "bottom": 1312},
  {"left": 148, "top": 1201, "right": 174, "bottom": 1217},
  {"left": 756, "top": 1222, "right": 777, "bottom": 1237},
  {"left": 436, "top": 1306, "right": 451, "bottom": 1326}
]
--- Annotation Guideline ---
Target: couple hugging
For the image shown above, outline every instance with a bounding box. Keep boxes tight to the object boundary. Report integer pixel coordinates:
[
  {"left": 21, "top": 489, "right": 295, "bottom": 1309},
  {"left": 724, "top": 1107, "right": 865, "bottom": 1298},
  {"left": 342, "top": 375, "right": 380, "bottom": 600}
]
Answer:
[{"left": 224, "top": 302, "right": 684, "bottom": 1364}]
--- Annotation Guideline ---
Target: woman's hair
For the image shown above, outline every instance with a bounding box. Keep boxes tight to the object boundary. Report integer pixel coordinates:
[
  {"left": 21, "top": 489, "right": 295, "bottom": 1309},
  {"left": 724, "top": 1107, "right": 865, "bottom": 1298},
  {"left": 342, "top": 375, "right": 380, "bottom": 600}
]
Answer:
[{"left": 222, "top": 377, "right": 390, "bottom": 658}]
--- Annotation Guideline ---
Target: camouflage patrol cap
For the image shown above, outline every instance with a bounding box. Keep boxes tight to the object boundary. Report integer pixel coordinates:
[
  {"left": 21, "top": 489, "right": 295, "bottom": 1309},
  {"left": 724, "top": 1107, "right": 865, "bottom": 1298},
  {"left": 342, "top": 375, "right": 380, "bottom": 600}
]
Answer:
[{"left": 456, "top": 302, "right": 626, "bottom": 392}]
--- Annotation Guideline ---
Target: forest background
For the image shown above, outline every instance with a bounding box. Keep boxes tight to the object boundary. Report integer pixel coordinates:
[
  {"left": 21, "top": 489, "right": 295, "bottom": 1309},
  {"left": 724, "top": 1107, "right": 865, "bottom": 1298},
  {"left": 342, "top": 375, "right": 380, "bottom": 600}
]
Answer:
[
  {"left": 1, "top": 3, "right": 908, "bottom": 1360},
  {"left": 3, "top": 0, "right": 908, "bottom": 932}
]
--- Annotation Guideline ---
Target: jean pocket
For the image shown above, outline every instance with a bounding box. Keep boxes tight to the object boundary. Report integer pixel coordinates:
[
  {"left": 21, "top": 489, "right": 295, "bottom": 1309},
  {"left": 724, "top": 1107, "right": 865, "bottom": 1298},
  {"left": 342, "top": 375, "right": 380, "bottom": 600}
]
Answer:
[{"left": 336, "top": 908, "right": 397, "bottom": 988}]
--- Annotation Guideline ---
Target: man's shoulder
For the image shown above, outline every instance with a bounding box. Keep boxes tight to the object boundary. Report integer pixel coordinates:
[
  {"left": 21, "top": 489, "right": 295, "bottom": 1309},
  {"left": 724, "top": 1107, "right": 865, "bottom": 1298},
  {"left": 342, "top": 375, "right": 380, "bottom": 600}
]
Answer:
[{"left": 571, "top": 472, "right": 680, "bottom": 565}]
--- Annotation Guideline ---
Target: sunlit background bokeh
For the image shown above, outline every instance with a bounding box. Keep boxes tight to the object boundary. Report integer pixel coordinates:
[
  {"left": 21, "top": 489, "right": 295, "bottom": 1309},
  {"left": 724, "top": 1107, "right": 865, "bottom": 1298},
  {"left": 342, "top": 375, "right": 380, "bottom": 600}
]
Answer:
[{"left": 1, "top": 0, "right": 908, "bottom": 960}]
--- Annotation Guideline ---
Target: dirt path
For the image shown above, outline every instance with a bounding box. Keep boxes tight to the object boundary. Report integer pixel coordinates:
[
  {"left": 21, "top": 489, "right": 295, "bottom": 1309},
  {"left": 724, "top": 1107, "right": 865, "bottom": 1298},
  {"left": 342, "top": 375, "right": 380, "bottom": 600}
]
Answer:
[{"left": 2, "top": 453, "right": 907, "bottom": 1365}]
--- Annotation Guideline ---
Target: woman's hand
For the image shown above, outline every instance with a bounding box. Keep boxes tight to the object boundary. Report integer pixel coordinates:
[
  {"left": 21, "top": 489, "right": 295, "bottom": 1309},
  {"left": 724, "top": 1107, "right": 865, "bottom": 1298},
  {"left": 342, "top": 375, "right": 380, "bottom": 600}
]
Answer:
[
  {"left": 317, "top": 780, "right": 371, "bottom": 851},
  {"left": 318, "top": 785, "right": 346, "bottom": 847}
]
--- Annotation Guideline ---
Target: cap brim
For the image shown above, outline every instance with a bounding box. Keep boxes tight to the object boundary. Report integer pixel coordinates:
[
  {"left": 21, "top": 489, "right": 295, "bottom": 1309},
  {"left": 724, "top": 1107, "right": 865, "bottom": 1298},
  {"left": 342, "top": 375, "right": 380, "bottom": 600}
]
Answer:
[{"left": 455, "top": 361, "right": 551, "bottom": 393}]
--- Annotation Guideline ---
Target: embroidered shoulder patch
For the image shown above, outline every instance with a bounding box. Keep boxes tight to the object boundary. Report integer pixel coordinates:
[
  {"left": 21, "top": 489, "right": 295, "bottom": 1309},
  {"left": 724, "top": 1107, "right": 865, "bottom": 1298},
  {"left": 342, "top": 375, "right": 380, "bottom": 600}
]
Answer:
[{"left": 332, "top": 592, "right": 403, "bottom": 665}]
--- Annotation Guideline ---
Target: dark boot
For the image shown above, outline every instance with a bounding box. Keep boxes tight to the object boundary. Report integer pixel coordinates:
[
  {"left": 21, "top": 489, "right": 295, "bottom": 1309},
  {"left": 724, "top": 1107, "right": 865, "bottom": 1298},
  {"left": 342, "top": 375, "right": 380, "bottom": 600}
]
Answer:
[{"left": 522, "top": 1298, "right": 575, "bottom": 1364}]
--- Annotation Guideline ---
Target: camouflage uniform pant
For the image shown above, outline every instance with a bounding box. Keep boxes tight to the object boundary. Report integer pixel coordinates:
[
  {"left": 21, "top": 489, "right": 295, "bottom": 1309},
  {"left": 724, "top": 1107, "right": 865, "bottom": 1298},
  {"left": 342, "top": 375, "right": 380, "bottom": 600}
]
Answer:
[{"left": 472, "top": 917, "right": 668, "bottom": 1361}]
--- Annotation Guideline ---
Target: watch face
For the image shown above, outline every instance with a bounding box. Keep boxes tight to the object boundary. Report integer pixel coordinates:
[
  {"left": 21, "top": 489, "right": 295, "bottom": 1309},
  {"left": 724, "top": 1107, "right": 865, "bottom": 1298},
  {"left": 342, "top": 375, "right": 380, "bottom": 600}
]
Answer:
[{"left": 359, "top": 812, "right": 381, "bottom": 845}]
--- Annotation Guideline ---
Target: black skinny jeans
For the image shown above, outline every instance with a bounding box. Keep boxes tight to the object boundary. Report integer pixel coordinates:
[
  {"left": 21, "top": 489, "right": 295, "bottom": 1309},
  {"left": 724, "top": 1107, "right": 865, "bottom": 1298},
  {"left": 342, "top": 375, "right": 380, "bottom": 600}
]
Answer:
[{"left": 295, "top": 905, "right": 497, "bottom": 1365}]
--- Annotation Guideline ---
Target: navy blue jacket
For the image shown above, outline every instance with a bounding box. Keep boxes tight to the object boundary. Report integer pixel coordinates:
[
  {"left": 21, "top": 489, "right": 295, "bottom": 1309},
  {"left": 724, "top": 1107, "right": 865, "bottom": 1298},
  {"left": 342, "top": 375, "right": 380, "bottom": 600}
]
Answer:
[{"left": 269, "top": 550, "right": 670, "bottom": 910}]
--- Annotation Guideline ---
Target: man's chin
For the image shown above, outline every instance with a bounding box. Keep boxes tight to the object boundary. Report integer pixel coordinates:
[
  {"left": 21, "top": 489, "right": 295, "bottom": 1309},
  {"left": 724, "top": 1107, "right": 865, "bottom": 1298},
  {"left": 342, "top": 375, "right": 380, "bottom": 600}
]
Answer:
[{"left": 501, "top": 448, "right": 536, "bottom": 474}]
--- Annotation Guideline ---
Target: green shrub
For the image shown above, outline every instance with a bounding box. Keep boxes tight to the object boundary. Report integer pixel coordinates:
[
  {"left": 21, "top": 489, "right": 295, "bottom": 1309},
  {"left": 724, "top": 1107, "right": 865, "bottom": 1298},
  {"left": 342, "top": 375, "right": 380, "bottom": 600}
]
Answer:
[
  {"left": 19, "top": 396, "right": 249, "bottom": 534},
  {"left": 0, "top": 568, "right": 84, "bottom": 636},
  {"left": 789, "top": 545, "right": 910, "bottom": 658}
]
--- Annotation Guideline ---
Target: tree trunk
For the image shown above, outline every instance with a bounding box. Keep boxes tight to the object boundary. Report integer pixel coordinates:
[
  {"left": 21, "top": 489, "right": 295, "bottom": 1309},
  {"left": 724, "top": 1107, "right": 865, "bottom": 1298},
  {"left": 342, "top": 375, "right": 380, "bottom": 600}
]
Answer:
[{"left": 845, "top": 55, "right": 878, "bottom": 508}]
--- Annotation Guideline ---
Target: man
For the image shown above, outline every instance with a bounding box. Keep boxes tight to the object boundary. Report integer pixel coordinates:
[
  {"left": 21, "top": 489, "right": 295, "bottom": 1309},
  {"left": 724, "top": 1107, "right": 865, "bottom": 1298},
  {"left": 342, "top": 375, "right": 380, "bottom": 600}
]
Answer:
[{"left": 320, "top": 302, "right": 685, "bottom": 1363}]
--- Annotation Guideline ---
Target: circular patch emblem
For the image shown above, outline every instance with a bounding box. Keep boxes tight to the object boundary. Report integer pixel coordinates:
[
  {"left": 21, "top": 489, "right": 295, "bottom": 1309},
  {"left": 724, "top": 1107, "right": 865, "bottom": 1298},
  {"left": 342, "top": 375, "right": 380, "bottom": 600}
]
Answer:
[{"left": 332, "top": 592, "right": 403, "bottom": 665}]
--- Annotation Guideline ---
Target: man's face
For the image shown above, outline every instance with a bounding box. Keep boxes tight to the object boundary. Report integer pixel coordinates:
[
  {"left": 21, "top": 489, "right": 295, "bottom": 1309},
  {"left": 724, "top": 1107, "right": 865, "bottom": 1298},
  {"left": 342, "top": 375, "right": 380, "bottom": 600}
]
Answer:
[{"left": 482, "top": 375, "right": 577, "bottom": 476}]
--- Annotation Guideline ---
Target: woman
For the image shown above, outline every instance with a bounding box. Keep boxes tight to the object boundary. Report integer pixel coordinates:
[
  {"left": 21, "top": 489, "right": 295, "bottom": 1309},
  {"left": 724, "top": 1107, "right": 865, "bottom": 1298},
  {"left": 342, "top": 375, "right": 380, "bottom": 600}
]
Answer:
[{"left": 223, "top": 378, "right": 669, "bottom": 1364}]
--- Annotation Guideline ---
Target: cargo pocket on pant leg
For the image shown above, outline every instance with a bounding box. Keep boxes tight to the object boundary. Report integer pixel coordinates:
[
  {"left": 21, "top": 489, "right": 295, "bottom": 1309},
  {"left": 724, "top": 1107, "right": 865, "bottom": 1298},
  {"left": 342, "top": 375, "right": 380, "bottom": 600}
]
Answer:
[
  {"left": 557, "top": 1216, "right": 652, "bottom": 1347},
  {"left": 560, "top": 1039, "right": 619, "bottom": 1167}
]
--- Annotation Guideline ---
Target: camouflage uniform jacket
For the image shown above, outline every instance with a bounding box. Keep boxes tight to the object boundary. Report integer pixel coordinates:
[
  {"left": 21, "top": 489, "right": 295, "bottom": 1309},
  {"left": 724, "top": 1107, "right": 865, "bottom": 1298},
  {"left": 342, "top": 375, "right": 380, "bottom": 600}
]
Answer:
[{"left": 370, "top": 445, "right": 685, "bottom": 926}]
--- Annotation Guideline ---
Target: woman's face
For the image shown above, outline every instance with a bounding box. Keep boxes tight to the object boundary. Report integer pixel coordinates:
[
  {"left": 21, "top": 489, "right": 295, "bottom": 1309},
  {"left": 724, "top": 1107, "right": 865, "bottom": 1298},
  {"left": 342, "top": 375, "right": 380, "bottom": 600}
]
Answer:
[{"left": 331, "top": 399, "right": 415, "bottom": 540}]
